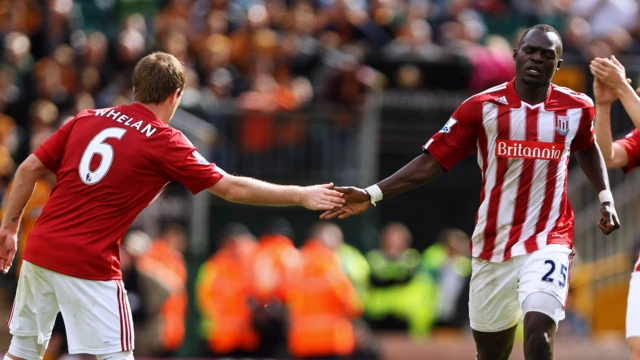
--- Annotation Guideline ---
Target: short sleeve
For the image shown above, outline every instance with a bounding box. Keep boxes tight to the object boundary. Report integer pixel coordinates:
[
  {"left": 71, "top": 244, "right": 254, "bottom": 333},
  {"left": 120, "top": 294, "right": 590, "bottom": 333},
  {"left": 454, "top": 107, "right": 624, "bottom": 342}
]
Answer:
[
  {"left": 615, "top": 129, "right": 640, "bottom": 174},
  {"left": 161, "top": 131, "right": 224, "bottom": 194},
  {"left": 33, "top": 117, "right": 75, "bottom": 173},
  {"left": 570, "top": 106, "right": 595, "bottom": 153},
  {"left": 422, "top": 98, "right": 481, "bottom": 171}
]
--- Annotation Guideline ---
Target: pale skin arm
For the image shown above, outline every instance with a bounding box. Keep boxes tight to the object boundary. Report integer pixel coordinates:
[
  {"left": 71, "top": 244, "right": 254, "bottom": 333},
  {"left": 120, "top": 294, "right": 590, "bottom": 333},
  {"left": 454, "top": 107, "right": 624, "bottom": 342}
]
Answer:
[
  {"left": 0, "top": 155, "right": 50, "bottom": 273},
  {"left": 589, "top": 56, "right": 640, "bottom": 169},
  {"left": 209, "top": 173, "right": 345, "bottom": 211}
]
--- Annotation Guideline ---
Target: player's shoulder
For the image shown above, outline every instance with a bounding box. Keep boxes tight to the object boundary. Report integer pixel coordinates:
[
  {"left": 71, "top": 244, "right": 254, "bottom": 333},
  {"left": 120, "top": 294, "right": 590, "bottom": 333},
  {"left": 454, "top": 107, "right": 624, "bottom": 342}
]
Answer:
[
  {"left": 547, "top": 84, "right": 594, "bottom": 110},
  {"left": 462, "top": 82, "right": 511, "bottom": 108}
]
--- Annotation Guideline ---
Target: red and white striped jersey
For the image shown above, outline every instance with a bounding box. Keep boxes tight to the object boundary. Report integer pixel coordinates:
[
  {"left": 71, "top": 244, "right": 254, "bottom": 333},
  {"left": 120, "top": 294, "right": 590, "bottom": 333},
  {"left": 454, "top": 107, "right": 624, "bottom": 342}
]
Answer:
[{"left": 424, "top": 79, "right": 595, "bottom": 262}]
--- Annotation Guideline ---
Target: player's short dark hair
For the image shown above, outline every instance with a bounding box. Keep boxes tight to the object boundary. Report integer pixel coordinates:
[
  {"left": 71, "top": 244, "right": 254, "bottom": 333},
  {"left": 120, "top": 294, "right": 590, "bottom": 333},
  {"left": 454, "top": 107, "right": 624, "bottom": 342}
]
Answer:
[
  {"left": 518, "top": 24, "right": 563, "bottom": 57},
  {"left": 132, "top": 52, "right": 186, "bottom": 104}
]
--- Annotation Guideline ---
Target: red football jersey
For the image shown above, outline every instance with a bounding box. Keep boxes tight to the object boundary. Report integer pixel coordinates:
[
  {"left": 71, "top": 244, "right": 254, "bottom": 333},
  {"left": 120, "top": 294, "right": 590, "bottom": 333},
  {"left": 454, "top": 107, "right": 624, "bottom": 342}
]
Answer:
[
  {"left": 615, "top": 128, "right": 640, "bottom": 174},
  {"left": 424, "top": 79, "right": 594, "bottom": 262},
  {"left": 24, "top": 103, "right": 223, "bottom": 280}
]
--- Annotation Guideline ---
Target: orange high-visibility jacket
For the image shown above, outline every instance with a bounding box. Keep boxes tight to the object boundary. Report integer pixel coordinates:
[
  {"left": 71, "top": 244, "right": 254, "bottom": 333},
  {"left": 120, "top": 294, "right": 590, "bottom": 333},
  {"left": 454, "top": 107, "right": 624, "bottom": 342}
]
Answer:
[
  {"left": 141, "top": 240, "right": 188, "bottom": 351},
  {"left": 287, "top": 240, "right": 363, "bottom": 358},
  {"left": 251, "top": 234, "right": 301, "bottom": 304},
  {"left": 196, "top": 241, "right": 260, "bottom": 354}
]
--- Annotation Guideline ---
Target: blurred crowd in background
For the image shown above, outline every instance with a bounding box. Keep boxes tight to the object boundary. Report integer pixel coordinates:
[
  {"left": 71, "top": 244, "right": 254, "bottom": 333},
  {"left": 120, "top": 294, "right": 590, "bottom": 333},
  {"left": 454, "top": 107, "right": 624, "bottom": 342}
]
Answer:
[{"left": 0, "top": 0, "right": 638, "bottom": 358}]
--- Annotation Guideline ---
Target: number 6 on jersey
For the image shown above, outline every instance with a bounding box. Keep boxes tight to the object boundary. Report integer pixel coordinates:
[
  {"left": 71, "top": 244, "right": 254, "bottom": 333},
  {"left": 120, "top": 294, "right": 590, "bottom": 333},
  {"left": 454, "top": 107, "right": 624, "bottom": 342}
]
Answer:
[{"left": 79, "top": 128, "right": 127, "bottom": 185}]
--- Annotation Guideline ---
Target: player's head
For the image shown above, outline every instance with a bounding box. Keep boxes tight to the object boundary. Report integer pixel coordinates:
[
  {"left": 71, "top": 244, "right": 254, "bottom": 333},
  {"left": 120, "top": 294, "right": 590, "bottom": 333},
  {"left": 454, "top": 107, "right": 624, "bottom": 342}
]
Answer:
[
  {"left": 308, "top": 222, "right": 344, "bottom": 250},
  {"left": 132, "top": 52, "right": 186, "bottom": 121},
  {"left": 513, "top": 24, "right": 563, "bottom": 88}
]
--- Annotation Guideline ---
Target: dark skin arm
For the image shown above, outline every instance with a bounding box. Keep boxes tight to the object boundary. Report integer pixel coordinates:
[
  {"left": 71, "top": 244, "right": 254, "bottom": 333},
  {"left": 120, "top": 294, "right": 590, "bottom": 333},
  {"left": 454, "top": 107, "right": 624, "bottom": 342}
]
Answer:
[
  {"left": 574, "top": 142, "right": 620, "bottom": 235},
  {"left": 320, "top": 153, "right": 444, "bottom": 220}
]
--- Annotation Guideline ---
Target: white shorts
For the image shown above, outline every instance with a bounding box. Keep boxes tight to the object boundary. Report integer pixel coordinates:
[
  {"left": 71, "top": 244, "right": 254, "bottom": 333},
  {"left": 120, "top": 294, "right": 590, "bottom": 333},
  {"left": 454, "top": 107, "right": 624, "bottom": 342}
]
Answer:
[
  {"left": 469, "top": 244, "right": 573, "bottom": 332},
  {"left": 6, "top": 261, "right": 134, "bottom": 354},
  {"left": 627, "top": 272, "right": 640, "bottom": 339}
]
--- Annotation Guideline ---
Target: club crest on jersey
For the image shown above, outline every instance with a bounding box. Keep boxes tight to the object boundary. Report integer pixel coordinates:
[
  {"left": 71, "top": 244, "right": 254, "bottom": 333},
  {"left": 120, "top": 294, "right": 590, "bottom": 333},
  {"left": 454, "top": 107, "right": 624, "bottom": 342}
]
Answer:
[
  {"left": 440, "top": 119, "right": 458, "bottom": 133},
  {"left": 192, "top": 150, "right": 209, "bottom": 165},
  {"left": 556, "top": 116, "right": 569, "bottom": 136}
]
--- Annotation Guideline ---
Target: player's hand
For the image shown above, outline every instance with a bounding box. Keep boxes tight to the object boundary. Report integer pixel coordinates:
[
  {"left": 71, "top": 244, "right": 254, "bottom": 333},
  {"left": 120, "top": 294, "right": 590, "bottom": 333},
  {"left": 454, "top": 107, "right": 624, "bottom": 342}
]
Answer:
[
  {"left": 319, "top": 186, "right": 371, "bottom": 220},
  {"left": 590, "top": 56, "right": 628, "bottom": 91},
  {"left": 0, "top": 228, "right": 17, "bottom": 274},
  {"left": 593, "top": 77, "right": 623, "bottom": 105},
  {"left": 300, "top": 183, "right": 345, "bottom": 211},
  {"left": 598, "top": 202, "right": 620, "bottom": 235}
]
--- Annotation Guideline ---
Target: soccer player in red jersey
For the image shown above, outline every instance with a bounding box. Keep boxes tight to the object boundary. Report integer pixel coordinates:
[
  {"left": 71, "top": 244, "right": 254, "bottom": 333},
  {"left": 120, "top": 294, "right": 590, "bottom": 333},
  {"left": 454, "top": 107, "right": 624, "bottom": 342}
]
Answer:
[
  {"left": 0, "top": 52, "right": 345, "bottom": 360},
  {"left": 591, "top": 55, "right": 640, "bottom": 360},
  {"left": 322, "top": 25, "right": 620, "bottom": 360}
]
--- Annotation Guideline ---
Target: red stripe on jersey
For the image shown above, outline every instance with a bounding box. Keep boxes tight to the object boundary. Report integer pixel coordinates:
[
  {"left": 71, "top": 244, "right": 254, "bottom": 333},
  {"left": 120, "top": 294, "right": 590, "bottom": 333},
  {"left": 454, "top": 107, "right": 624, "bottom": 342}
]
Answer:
[
  {"left": 6, "top": 297, "right": 15, "bottom": 327},
  {"left": 122, "top": 280, "right": 133, "bottom": 351},
  {"left": 523, "top": 110, "right": 565, "bottom": 248},
  {"left": 480, "top": 107, "right": 511, "bottom": 260},
  {"left": 116, "top": 281, "right": 125, "bottom": 351},
  {"left": 475, "top": 122, "right": 490, "bottom": 255},
  {"left": 635, "top": 253, "right": 640, "bottom": 272},
  {"left": 547, "top": 160, "right": 573, "bottom": 247},
  {"left": 504, "top": 107, "right": 540, "bottom": 260}
]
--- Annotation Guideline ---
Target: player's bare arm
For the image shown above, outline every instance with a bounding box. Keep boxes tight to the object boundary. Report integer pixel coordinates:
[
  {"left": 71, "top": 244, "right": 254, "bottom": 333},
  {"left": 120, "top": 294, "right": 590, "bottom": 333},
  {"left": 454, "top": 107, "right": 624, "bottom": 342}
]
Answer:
[
  {"left": 209, "top": 174, "right": 345, "bottom": 211},
  {"left": 591, "top": 56, "right": 640, "bottom": 129},
  {"left": 574, "top": 143, "right": 620, "bottom": 235},
  {"left": 0, "top": 155, "right": 49, "bottom": 274},
  {"left": 319, "top": 153, "right": 444, "bottom": 220},
  {"left": 592, "top": 76, "right": 631, "bottom": 169}
]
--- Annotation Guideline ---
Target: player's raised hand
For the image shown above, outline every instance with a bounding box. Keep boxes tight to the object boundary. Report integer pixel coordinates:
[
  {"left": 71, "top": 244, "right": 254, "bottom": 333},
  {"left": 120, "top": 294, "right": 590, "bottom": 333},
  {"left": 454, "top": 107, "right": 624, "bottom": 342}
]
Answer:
[
  {"left": 593, "top": 77, "right": 623, "bottom": 105},
  {"left": 300, "top": 183, "right": 345, "bottom": 211},
  {"left": 598, "top": 202, "right": 620, "bottom": 235},
  {"left": 0, "top": 228, "right": 17, "bottom": 274},
  {"left": 319, "top": 186, "right": 371, "bottom": 220},
  {"left": 590, "top": 56, "right": 628, "bottom": 90}
]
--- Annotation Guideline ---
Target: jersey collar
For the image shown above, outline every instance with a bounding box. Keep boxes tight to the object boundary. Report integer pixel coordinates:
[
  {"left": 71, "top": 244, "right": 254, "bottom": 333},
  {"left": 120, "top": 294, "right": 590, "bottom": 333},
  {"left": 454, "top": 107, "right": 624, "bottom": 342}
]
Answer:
[
  {"left": 128, "top": 103, "right": 167, "bottom": 127},
  {"left": 505, "top": 78, "right": 554, "bottom": 110}
]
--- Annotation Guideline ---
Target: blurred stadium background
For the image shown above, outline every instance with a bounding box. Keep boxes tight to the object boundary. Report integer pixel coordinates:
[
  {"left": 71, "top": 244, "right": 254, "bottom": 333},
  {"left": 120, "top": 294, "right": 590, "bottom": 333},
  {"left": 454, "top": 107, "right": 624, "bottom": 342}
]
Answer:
[{"left": 0, "top": 0, "right": 639, "bottom": 359}]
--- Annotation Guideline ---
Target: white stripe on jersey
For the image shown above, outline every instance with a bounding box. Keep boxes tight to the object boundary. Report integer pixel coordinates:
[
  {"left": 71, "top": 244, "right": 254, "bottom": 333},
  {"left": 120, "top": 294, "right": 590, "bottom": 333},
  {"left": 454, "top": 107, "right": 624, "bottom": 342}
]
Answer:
[
  {"left": 471, "top": 102, "right": 499, "bottom": 258},
  {"left": 535, "top": 108, "right": 583, "bottom": 248},
  {"left": 491, "top": 106, "right": 526, "bottom": 262},
  {"left": 511, "top": 109, "right": 554, "bottom": 256}
]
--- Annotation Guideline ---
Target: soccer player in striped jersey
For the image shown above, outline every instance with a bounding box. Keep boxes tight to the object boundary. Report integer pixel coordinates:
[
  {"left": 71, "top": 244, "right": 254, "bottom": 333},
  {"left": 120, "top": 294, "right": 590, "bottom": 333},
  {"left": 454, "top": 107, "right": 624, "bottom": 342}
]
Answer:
[
  {"left": 591, "top": 55, "right": 640, "bottom": 360},
  {"left": 322, "top": 24, "right": 620, "bottom": 360}
]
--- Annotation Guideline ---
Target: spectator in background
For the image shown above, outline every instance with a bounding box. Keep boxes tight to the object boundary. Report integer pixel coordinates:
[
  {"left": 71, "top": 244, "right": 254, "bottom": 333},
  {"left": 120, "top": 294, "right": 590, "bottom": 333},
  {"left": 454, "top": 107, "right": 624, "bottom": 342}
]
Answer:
[
  {"left": 365, "top": 222, "right": 437, "bottom": 337},
  {"left": 287, "top": 234, "right": 363, "bottom": 359},
  {"left": 251, "top": 218, "right": 301, "bottom": 358},
  {"left": 196, "top": 223, "right": 260, "bottom": 357},
  {"left": 138, "top": 222, "right": 188, "bottom": 356},
  {"left": 0, "top": 128, "right": 53, "bottom": 278},
  {"left": 121, "top": 230, "right": 172, "bottom": 356},
  {"left": 307, "top": 222, "right": 370, "bottom": 300},
  {"left": 422, "top": 228, "right": 471, "bottom": 329}
]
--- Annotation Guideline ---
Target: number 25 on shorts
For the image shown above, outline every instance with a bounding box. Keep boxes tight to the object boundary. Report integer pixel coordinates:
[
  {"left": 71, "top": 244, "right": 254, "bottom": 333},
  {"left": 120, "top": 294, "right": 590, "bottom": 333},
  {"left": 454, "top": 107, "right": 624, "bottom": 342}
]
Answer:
[{"left": 541, "top": 260, "right": 567, "bottom": 288}]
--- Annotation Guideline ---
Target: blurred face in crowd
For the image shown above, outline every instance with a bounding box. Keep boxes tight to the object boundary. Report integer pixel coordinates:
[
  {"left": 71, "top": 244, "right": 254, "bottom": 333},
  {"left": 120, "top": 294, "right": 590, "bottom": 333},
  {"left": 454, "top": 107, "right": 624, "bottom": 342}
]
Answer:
[
  {"left": 380, "top": 223, "right": 412, "bottom": 259},
  {"left": 513, "top": 27, "right": 563, "bottom": 88}
]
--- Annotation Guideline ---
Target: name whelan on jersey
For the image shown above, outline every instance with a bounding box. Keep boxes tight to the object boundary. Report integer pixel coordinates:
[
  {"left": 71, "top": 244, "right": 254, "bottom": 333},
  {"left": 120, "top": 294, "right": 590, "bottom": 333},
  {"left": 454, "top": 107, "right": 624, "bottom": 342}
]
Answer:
[
  {"left": 94, "top": 108, "right": 157, "bottom": 137},
  {"left": 495, "top": 140, "right": 564, "bottom": 161}
]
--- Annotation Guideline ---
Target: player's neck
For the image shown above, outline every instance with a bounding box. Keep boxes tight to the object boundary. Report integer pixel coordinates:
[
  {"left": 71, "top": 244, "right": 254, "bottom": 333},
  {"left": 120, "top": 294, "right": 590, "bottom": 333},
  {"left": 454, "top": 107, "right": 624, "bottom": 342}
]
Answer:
[
  {"left": 514, "top": 78, "right": 550, "bottom": 105},
  {"left": 136, "top": 102, "right": 171, "bottom": 124}
]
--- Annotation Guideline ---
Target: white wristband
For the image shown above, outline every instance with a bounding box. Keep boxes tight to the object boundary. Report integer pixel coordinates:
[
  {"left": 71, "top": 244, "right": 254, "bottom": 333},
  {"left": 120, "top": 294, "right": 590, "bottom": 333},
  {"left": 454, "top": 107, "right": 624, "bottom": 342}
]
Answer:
[
  {"left": 599, "top": 190, "right": 614, "bottom": 204},
  {"left": 365, "top": 185, "right": 383, "bottom": 206}
]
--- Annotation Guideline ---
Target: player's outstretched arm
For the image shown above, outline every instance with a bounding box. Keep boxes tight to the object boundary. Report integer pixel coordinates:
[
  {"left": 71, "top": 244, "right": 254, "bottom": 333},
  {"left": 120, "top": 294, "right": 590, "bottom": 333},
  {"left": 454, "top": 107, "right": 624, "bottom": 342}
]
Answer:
[
  {"left": 592, "top": 76, "right": 630, "bottom": 169},
  {"left": 320, "top": 153, "right": 445, "bottom": 220},
  {"left": 208, "top": 174, "right": 345, "bottom": 211},
  {"left": 591, "top": 56, "right": 640, "bottom": 131},
  {"left": 575, "top": 143, "right": 620, "bottom": 235},
  {"left": 0, "top": 155, "right": 49, "bottom": 274}
]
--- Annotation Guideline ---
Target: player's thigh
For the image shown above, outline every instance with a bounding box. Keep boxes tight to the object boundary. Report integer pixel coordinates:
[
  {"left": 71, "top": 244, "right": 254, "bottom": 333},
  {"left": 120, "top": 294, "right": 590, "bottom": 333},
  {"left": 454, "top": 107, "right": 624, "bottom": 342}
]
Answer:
[
  {"left": 627, "top": 272, "right": 640, "bottom": 340},
  {"left": 8, "top": 261, "right": 60, "bottom": 345},
  {"left": 469, "top": 257, "right": 521, "bottom": 333},
  {"left": 53, "top": 276, "right": 134, "bottom": 355},
  {"left": 517, "top": 244, "right": 573, "bottom": 325}
]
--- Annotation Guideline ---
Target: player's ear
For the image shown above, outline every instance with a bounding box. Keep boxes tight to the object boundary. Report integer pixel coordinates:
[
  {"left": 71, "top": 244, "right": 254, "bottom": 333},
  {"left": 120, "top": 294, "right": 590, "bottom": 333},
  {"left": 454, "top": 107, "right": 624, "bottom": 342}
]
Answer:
[
  {"left": 556, "top": 58, "right": 563, "bottom": 71},
  {"left": 512, "top": 48, "right": 518, "bottom": 61}
]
